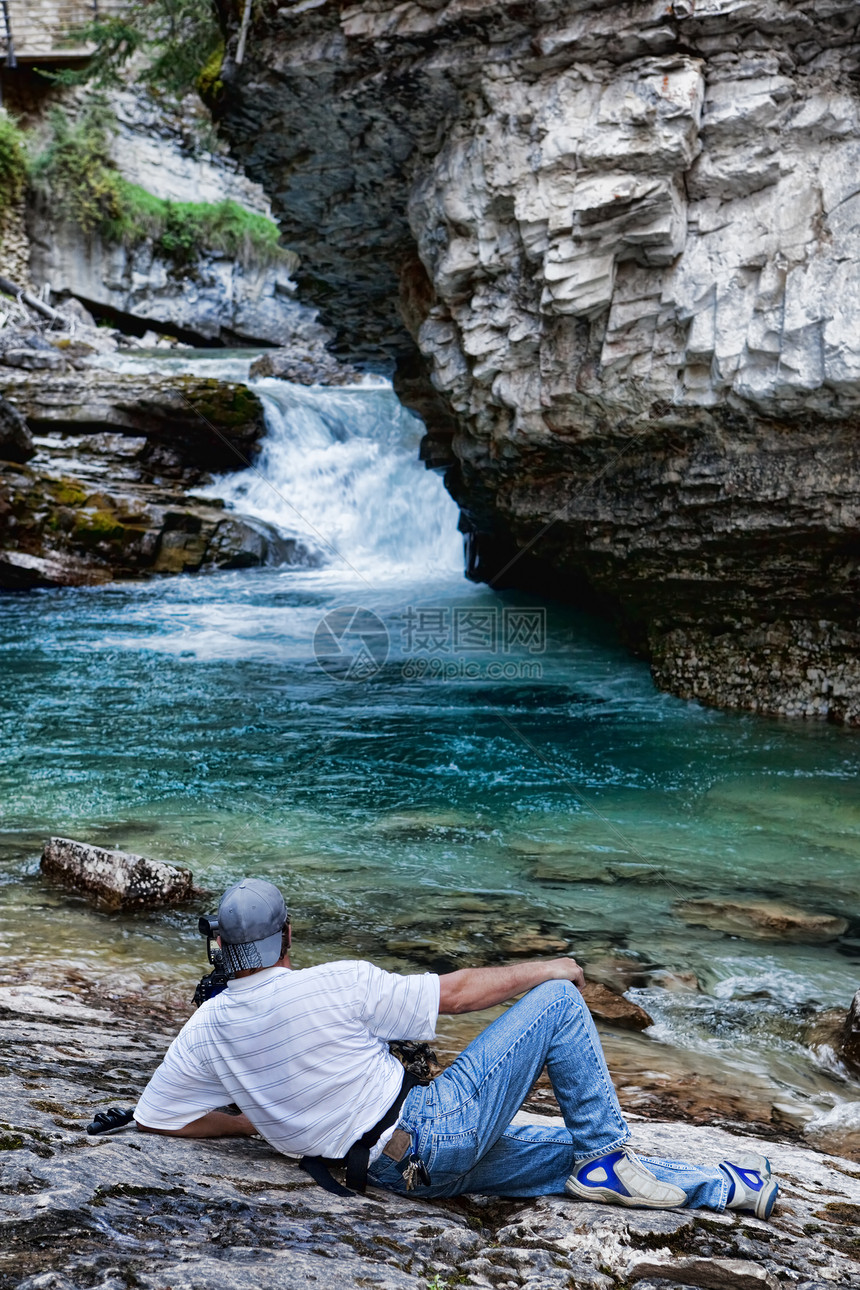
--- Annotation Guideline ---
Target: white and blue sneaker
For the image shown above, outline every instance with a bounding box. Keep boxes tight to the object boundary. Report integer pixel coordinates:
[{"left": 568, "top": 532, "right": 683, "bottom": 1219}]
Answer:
[
  {"left": 720, "top": 1152, "right": 778, "bottom": 1220},
  {"left": 566, "top": 1147, "right": 687, "bottom": 1209}
]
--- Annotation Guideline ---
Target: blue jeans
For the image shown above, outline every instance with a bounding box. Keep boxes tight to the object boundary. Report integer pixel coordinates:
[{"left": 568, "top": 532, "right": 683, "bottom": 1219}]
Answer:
[{"left": 368, "top": 981, "right": 728, "bottom": 1208}]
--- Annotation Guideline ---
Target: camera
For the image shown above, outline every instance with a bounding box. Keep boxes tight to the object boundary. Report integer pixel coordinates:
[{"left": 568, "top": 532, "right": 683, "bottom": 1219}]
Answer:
[{"left": 192, "top": 914, "right": 230, "bottom": 1008}]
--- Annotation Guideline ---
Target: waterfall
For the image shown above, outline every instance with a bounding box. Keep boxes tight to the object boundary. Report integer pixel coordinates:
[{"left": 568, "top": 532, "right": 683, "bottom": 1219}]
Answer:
[{"left": 212, "top": 378, "right": 464, "bottom": 581}]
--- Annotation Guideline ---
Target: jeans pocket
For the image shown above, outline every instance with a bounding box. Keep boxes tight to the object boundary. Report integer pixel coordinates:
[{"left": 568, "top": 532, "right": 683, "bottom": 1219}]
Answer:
[
  {"left": 367, "top": 1152, "right": 408, "bottom": 1195},
  {"left": 427, "top": 1126, "right": 479, "bottom": 1183}
]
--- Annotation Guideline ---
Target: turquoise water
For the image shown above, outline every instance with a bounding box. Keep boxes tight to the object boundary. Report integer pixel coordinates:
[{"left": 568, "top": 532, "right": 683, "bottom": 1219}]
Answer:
[{"left": 2, "top": 366, "right": 859, "bottom": 1148}]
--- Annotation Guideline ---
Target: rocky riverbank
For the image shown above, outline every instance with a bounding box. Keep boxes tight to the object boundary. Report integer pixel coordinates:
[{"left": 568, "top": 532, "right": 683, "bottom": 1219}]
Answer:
[
  {"left": 0, "top": 318, "right": 295, "bottom": 588},
  {"left": 1, "top": 972, "right": 859, "bottom": 1290},
  {"left": 212, "top": 0, "right": 860, "bottom": 723},
  {"left": 0, "top": 297, "right": 367, "bottom": 587}
]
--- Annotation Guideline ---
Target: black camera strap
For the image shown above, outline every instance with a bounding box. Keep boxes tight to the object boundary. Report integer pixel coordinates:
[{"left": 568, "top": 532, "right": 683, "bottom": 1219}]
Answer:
[{"left": 299, "top": 1068, "right": 420, "bottom": 1198}]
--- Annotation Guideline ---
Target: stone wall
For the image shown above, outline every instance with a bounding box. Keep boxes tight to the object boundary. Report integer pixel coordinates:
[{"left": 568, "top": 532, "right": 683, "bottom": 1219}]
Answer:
[{"left": 213, "top": 0, "right": 860, "bottom": 721}]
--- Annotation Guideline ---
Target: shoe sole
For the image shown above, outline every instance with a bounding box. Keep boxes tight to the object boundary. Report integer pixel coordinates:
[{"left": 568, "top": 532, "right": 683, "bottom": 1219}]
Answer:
[
  {"left": 565, "top": 1178, "right": 686, "bottom": 1209},
  {"left": 756, "top": 1177, "right": 778, "bottom": 1220}
]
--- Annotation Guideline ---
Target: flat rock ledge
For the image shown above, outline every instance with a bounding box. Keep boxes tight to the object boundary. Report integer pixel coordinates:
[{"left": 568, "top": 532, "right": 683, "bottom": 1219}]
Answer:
[{"left": 1, "top": 985, "right": 859, "bottom": 1290}]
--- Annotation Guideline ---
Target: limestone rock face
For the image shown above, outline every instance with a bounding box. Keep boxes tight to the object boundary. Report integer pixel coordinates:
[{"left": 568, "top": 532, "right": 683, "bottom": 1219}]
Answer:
[
  {"left": 27, "top": 210, "right": 315, "bottom": 348},
  {"left": 40, "top": 836, "right": 194, "bottom": 909},
  {"left": 22, "top": 80, "right": 323, "bottom": 348},
  {"left": 215, "top": 0, "right": 860, "bottom": 720}
]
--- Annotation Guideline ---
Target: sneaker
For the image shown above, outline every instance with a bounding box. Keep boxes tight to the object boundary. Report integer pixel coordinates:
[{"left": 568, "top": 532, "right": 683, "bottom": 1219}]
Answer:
[
  {"left": 720, "top": 1152, "right": 778, "bottom": 1220},
  {"left": 566, "top": 1146, "right": 687, "bottom": 1209}
]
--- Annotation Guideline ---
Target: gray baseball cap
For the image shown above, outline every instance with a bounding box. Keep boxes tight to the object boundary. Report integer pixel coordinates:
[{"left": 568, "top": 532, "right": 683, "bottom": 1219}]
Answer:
[{"left": 215, "top": 878, "right": 288, "bottom": 976}]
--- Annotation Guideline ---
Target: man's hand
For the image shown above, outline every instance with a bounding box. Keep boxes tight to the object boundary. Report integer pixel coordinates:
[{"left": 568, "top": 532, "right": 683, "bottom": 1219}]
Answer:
[
  {"left": 438, "top": 957, "right": 585, "bottom": 1015},
  {"left": 136, "top": 1111, "right": 258, "bottom": 1138}
]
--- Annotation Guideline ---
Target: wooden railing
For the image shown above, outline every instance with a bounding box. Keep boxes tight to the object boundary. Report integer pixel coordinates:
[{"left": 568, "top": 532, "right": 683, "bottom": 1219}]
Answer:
[{"left": 2, "top": 0, "right": 126, "bottom": 63}]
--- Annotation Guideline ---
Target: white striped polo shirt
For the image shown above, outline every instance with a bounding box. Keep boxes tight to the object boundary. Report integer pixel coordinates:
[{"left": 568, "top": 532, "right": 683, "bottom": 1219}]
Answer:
[{"left": 134, "top": 960, "right": 440, "bottom": 1159}]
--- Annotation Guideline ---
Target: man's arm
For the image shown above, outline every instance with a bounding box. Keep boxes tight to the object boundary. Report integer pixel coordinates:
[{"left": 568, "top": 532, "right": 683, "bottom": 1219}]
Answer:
[
  {"left": 438, "top": 957, "right": 585, "bottom": 1015},
  {"left": 136, "top": 1111, "right": 257, "bottom": 1138}
]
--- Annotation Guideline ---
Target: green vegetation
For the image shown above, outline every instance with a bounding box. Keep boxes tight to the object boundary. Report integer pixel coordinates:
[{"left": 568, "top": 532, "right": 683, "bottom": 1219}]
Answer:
[
  {"left": 196, "top": 40, "right": 226, "bottom": 107},
  {"left": 47, "top": 0, "right": 223, "bottom": 100},
  {"left": 107, "top": 185, "right": 288, "bottom": 269},
  {"left": 30, "top": 106, "right": 290, "bottom": 270},
  {"left": 0, "top": 111, "right": 28, "bottom": 217},
  {"left": 29, "top": 104, "right": 125, "bottom": 234},
  {"left": 73, "top": 509, "right": 126, "bottom": 545},
  {"left": 52, "top": 480, "right": 89, "bottom": 508}
]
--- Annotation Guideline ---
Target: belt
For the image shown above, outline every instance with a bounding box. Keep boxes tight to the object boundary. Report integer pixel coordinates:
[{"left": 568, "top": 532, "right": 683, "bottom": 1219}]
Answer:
[{"left": 299, "top": 1069, "right": 420, "bottom": 1197}]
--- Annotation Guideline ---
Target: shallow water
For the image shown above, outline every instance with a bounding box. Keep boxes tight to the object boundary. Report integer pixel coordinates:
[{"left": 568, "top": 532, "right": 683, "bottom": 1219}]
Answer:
[{"left": 2, "top": 358, "right": 859, "bottom": 1149}]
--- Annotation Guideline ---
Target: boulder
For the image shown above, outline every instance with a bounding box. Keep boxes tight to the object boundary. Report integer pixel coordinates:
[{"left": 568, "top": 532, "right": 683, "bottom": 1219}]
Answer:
[
  {"left": 677, "top": 898, "right": 849, "bottom": 944},
  {"left": 581, "top": 981, "right": 653, "bottom": 1031},
  {"left": 250, "top": 346, "right": 363, "bottom": 387},
  {"left": 0, "top": 394, "right": 34, "bottom": 463},
  {"left": 0, "top": 548, "right": 98, "bottom": 590},
  {"left": 40, "top": 836, "right": 194, "bottom": 910}
]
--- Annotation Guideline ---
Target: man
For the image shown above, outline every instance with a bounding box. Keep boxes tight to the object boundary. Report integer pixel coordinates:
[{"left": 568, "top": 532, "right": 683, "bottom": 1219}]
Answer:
[{"left": 135, "top": 878, "right": 777, "bottom": 1217}]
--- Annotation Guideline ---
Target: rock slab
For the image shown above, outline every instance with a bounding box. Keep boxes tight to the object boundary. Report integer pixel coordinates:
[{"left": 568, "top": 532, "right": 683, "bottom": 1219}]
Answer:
[
  {"left": 2, "top": 978, "right": 860, "bottom": 1290},
  {"left": 0, "top": 395, "right": 33, "bottom": 464},
  {"left": 677, "top": 898, "right": 849, "bottom": 944},
  {"left": 40, "top": 837, "right": 194, "bottom": 910},
  {"left": 0, "top": 356, "right": 304, "bottom": 588}
]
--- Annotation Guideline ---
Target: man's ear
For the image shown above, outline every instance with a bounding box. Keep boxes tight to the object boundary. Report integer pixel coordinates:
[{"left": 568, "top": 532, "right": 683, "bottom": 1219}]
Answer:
[{"left": 286, "top": 918, "right": 292, "bottom": 948}]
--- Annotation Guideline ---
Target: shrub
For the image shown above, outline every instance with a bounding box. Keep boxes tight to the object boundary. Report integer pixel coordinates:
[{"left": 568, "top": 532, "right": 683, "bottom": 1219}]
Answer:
[
  {"left": 28, "top": 104, "right": 125, "bottom": 233},
  {"left": 0, "top": 111, "right": 28, "bottom": 217},
  {"left": 196, "top": 41, "right": 226, "bottom": 107},
  {"left": 30, "top": 107, "right": 292, "bottom": 271}
]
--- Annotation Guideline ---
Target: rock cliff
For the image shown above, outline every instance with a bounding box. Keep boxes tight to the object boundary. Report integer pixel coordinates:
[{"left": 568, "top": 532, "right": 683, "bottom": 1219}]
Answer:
[
  {"left": 22, "top": 84, "right": 322, "bottom": 348},
  {"left": 214, "top": 0, "right": 860, "bottom": 721}
]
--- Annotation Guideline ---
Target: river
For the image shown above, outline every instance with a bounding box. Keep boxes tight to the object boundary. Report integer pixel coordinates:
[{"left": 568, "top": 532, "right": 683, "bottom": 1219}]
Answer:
[{"left": 1, "top": 353, "right": 859, "bottom": 1153}]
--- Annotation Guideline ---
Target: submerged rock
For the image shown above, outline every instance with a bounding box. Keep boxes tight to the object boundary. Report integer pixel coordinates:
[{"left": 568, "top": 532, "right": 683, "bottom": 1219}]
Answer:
[
  {"left": 677, "top": 898, "right": 849, "bottom": 944},
  {"left": 580, "top": 982, "right": 653, "bottom": 1032},
  {"left": 40, "top": 836, "right": 194, "bottom": 910}
]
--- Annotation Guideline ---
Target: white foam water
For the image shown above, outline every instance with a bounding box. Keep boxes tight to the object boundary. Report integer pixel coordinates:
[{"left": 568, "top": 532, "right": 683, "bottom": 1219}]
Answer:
[
  {"left": 209, "top": 379, "right": 463, "bottom": 582},
  {"left": 93, "top": 348, "right": 464, "bottom": 583}
]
